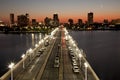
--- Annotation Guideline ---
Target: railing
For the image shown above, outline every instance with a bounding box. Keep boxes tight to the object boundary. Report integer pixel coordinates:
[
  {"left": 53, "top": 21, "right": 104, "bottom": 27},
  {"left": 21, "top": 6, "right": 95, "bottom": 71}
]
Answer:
[
  {"left": 64, "top": 27, "right": 100, "bottom": 80},
  {"left": 0, "top": 28, "right": 59, "bottom": 80}
]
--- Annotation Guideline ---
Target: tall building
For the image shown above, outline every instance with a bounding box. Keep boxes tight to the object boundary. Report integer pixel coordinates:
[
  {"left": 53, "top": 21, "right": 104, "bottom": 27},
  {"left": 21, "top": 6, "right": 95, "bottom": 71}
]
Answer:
[
  {"left": 17, "top": 13, "right": 29, "bottom": 27},
  {"left": 10, "top": 13, "right": 14, "bottom": 26},
  {"left": 68, "top": 19, "right": 74, "bottom": 29},
  {"left": 32, "top": 19, "right": 37, "bottom": 27},
  {"left": 53, "top": 13, "right": 59, "bottom": 21},
  {"left": 78, "top": 19, "right": 83, "bottom": 25},
  {"left": 53, "top": 13, "right": 59, "bottom": 27},
  {"left": 88, "top": 12, "right": 93, "bottom": 25},
  {"left": 103, "top": 19, "right": 109, "bottom": 24}
]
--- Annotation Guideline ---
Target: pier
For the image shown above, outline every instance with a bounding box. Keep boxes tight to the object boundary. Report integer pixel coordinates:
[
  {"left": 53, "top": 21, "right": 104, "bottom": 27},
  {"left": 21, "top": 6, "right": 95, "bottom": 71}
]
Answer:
[{"left": 0, "top": 26, "right": 99, "bottom": 80}]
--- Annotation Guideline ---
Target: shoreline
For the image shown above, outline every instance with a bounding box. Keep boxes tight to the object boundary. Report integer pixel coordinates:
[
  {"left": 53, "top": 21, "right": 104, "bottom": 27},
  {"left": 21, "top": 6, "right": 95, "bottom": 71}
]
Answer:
[{"left": 0, "top": 29, "right": 120, "bottom": 34}]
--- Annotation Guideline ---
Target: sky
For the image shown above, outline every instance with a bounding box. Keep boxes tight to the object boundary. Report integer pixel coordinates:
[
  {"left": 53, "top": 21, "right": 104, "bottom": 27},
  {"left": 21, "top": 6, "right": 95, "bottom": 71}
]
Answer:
[{"left": 0, "top": 0, "right": 120, "bottom": 23}]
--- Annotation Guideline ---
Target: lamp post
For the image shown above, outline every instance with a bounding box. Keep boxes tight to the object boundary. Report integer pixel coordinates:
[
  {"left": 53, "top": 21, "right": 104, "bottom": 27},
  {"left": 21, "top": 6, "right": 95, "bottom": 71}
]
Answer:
[
  {"left": 35, "top": 44, "right": 38, "bottom": 48},
  {"left": 84, "top": 62, "right": 88, "bottom": 80},
  {"left": 21, "top": 54, "right": 25, "bottom": 69},
  {"left": 29, "top": 48, "right": 33, "bottom": 60},
  {"left": 8, "top": 62, "right": 15, "bottom": 80},
  {"left": 35, "top": 44, "right": 39, "bottom": 53},
  {"left": 79, "top": 53, "right": 83, "bottom": 68}
]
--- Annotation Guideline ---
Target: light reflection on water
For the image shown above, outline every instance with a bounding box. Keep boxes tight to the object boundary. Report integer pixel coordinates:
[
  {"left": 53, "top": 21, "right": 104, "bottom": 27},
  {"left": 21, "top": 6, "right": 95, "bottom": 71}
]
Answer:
[
  {"left": 69, "top": 31, "right": 120, "bottom": 80},
  {"left": 0, "top": 33, "right": 44, "bottom": 76}
]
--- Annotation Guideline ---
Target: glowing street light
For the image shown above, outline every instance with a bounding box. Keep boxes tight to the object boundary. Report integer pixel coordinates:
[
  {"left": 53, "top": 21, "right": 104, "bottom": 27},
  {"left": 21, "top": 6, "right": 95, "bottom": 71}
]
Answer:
[
  {"left": 21, "top": 54, "right": 25, "bottom": 69},
  {"left": 8, "top": 62, "right": 15, "bottom": 80},
  {"left": 29, "top": 48, "right": 32, "bottom": 53},
  {"left": 39, "top": 41, "right": 41, "bottom": 44},
  {"left": 84, "top": 62, "right": 88, "bottom": 80},
  {"left": 79, "top": 53, "right": 83, "bottom": 68},
  {"left": 28, "top": 48, "right": 33, "bottom": 60},
  {"left": 35, "top": 44, "right": 38, "bottom": 48}
]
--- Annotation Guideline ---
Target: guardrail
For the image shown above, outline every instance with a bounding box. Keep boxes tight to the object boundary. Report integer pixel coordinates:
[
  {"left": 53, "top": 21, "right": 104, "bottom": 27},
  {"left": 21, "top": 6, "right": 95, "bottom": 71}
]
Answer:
[
  {"left": 0, "top": 28, "right": 59, "bottom": 80},
  {"left": 64, "top": 28, "right": 100, "bottom": 80}
]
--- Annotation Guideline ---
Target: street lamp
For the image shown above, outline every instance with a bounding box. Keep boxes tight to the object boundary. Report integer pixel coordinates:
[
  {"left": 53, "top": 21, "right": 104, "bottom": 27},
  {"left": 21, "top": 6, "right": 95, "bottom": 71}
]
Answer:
[
  {"left": 8, "top": 62, "right": 15, "bottom": 80},
  {"left": 84, "top": 62, "right": 88, "bottom": 80},
  {"left": 35, "top": 44, "right": 38, "bottom": 48},
  {"left": 79, "top": 53, "right": 83, "bottom": 68},
  {"left": 29, "top": 48, "right": 33, "bottom": 60},
  {"left": 21, "top": 54, "right": 25, "bottom": 69}
]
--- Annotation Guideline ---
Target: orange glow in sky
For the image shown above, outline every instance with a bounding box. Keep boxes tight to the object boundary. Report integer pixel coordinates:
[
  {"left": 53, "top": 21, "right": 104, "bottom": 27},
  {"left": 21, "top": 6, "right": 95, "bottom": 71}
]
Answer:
[{"left": 0, "top": 0, "right": 120, "bottom": 23}]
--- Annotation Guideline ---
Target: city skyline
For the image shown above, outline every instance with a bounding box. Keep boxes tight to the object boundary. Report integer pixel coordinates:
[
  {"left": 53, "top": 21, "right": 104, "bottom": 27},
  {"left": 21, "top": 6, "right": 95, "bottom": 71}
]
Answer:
[{"left": 0, "top": 0, "right": 120, "bottom": 23}]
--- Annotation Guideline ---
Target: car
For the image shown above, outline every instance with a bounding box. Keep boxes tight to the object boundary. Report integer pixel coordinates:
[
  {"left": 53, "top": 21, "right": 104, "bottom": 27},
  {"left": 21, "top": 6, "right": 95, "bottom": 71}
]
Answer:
[
  {"left": 36, "top": 53, "right": 41, "bottom": 57},
  {"left": 72, "top": 61, "right": 78, "bottom": 66},
  {"left": 54, "top": 62, "right": 59, "bottom": 68},
  {"left": 70, "top": 52, "right": 74, "bottom": 56},
  {"left": 55, "top": 56, "right": 59, "bottom": 63},
  {"left": 72, "top": 65, "right": 79, "bottom": 73},
  {"left": 72, "top": 58, "right": 76, "bottom": 62},
  {"left": 71, "top": 55, "right": 76, "bottom": 60},
  {"left": 41, "top": 47, "right": 46, "bottom": 51},
  {"left": 38, "top": 49, "right": 44, "bottom": 53}
]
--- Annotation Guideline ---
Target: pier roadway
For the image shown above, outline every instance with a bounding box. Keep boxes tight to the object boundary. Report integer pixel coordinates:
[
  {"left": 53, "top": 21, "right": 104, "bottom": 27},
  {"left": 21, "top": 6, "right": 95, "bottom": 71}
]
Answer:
[
  {"left": 40, "top": 28, "right": 61, "bottom": 80},
  {"left": 40, "top": 27, "right": 85, "bottom": 80},
  {"left": 0, "top": 27, "right": 99, "bottom": 80},
  {"left": 61, "top": 29, "right": 84, "bottom": 80},
  {"left": 14, "top": 31, "right": 59, "bottom": 80}
]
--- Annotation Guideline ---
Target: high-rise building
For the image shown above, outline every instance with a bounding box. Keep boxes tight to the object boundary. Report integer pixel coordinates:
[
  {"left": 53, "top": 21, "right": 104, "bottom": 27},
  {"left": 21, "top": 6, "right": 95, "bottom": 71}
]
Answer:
[
  {"left": 88, "top": 12, "right": 93, "bottom": 25},
  {"left": 32, "top": 19, "right": 37, "bottom": 27},
  {"left": 17, "top": 13, "right": 29, "bottom": 27},
  {"left": 103, "top": 19, "right": 109, "bottom": 24},
  {"left": 53, "top": 13, "right": 59, "bottom": 21},
  {"left": 78, "top": 19, "right": 83, "bottom": 25},
  {"left": 68, "top": 19, "right": 74, "bottom": 29},
  {"left": 53, "top": 13, "right": 59, "bottom": 27},
  {"left": 10, "top": 13, "right": 14, "bottom": 26}
]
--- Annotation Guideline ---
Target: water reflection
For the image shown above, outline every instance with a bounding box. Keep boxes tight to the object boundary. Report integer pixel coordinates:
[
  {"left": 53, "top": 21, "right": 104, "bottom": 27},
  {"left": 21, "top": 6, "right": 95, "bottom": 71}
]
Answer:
[
  {"left": 0, "top": 33, "right": 44, "bottom": 76},
  {"left": 70, "top": 31, "right": 120, "bottom": 80}
]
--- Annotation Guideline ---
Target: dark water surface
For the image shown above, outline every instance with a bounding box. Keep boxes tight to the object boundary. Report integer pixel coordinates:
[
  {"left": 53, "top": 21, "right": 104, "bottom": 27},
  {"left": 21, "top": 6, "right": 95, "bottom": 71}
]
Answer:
[
  {"left": 70, "top": 31, "right": 120, "bottom": 80},
  {"left": 0, "top": 31, "right": 120, "bottom": 80},
  {"left": 0, "top": 33, "right": 43, "bottom": 76}
]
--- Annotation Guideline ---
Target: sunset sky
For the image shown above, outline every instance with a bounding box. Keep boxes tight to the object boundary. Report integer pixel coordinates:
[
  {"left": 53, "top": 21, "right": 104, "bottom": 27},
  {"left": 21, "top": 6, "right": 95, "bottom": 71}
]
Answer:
[{"left": 0, "top": 0, "right": 120, "bottom": 23}]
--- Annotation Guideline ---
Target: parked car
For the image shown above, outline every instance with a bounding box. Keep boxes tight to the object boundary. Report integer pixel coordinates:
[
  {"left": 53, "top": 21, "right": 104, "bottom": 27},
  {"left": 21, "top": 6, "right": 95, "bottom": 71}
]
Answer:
[
  {"left": 36, "top": 53, "right": 41, "bottom": 57},
  {"left": 72, "top": 60, "right": 78, "bottom": 66},
  {"left": 54, "top": 62, "right": 59, "bottom": 68},
  {"left": 55, "top": 56, "right": 59, "bottom": 63},
  {"left": 72, "top": 65, "right": 79, "bottom": 73}
]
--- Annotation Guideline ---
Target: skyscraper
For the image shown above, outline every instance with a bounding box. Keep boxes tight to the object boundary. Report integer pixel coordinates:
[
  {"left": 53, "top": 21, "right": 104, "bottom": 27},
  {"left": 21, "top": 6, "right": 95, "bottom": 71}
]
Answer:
[
  {"left": 17, "top": 13, "right": 29, "bottom": 27},
  {"left": 68, "top": 19, "right": 74, "bottom": 29},
  {"left": 88, "top": 12, "right": 93, "bottom": 25},
  {"left": 78, "top": 19, "right": 83, "bottom": 26},
  {"left": 10, "top": 13, "right": 14, "bottom": 26},
  {"left": 53, "top": 13, "right": 59, "bottom": 21},
  {"left": 53, "top": 13, "right": 59, "bottom": 27}
]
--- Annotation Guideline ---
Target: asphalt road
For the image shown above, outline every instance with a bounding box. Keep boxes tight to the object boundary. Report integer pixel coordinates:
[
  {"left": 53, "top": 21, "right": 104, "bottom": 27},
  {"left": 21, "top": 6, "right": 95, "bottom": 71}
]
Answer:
[
  {"left": 41, "top": 28, "right": 84, "bottom": 80},
  {"left": 14, "top": 34, "right": 56, "bottom": 80},
  {"left": 14, "top": 27, "right": 98, "bottom": 80},
  {"left": 40, "top": 29, "right": 61, "bottom": 80}
]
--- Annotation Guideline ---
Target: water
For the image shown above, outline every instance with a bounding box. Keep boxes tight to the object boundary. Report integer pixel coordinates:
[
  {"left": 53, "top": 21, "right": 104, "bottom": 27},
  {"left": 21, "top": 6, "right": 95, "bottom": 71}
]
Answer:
[
  {"left": 0, "top": 33, "right": 44, "bottom": 77},
  {"left": 70, "top": 31, "right": 120, "bottom": 80},
  {"left": 0, "top": 31, "right": 120, "bottom": 80}
]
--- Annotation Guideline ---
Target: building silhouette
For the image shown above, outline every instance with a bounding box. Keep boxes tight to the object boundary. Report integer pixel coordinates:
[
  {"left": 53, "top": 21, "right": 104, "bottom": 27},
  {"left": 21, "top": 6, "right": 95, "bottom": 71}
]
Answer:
[
  {"left": 53, "top": 13, "right": 59, "bottom": 21},
  {"left": 32, "top": 19, "right": 37, "bottom": 27},
  {"left": 17, "top": 13, "right": 29, "bottom": 27},
  {"left": 68, "top": 19, "right": 74, "bottom": 29},
  {"left": 88, "top": 12, "right": 93, "bottom": 25},
  {"left": 78, "top": 19, "right": 83, "bottom": 26},
  {"left": 53, "top": 13, "right": 59, "bottom": 27},
  {"left": 10, "top": 13, "right": 14, "bottom": 27}
]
